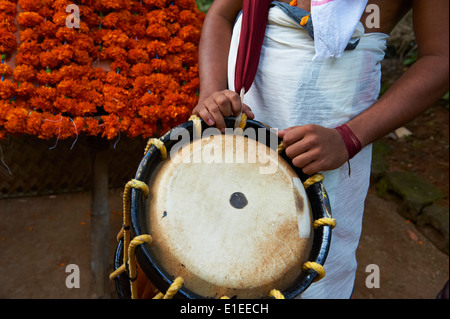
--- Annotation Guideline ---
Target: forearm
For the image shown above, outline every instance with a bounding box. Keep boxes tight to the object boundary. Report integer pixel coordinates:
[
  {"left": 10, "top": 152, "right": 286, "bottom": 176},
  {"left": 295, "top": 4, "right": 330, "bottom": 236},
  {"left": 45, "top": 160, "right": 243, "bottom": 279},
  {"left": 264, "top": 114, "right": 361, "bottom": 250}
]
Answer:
[
  {"left": 348, "top": 54, "right": 449, "bottom": 147},
  {"left": 198, "top": 12, "right": 235, "bottom": 102}
]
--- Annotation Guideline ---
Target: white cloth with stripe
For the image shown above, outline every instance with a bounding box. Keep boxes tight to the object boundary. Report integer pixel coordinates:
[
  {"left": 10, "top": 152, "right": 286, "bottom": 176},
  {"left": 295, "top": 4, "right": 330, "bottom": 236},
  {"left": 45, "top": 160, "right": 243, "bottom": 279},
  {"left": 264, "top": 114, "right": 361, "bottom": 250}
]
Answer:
[{"left": 311, "top": 0, "right": 369, "bottom": 59}]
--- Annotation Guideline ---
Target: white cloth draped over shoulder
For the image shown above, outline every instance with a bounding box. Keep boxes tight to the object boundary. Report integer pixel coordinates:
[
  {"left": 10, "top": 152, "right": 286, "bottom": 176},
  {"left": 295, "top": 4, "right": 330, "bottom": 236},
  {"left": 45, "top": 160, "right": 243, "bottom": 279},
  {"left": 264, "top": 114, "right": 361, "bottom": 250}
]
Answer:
[{"left": 228, "top": 5, "right": 388, "bottom": 299}]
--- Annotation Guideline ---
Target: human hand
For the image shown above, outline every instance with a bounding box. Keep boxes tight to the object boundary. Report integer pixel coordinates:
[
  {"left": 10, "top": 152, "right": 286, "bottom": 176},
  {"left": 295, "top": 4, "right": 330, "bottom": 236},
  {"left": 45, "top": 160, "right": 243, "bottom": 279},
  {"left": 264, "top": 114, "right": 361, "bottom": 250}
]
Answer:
[
  {"left": 192, "top": 89, "right": 255, "bottom": 132},
  {"left": 278, "top": 124, "right": 349, "bottom": 175}
]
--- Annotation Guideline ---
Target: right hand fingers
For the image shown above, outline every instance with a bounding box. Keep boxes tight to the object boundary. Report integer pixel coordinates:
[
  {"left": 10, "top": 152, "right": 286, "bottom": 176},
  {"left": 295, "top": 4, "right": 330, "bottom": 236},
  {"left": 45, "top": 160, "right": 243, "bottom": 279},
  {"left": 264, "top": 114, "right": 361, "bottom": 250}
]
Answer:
[
  {"left": 219, "top": 90, "right": 255, "bottom": 120},
  {"left": 194, "top": 90, "right": 255, "bottom": 131}
]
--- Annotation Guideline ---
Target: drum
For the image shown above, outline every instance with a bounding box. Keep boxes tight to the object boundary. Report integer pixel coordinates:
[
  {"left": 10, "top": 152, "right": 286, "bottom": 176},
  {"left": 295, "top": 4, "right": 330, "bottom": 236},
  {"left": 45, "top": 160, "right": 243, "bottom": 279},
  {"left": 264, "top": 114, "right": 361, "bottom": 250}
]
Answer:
[{"left": 111, "top": 116, "right": 335, "bottom": 299}]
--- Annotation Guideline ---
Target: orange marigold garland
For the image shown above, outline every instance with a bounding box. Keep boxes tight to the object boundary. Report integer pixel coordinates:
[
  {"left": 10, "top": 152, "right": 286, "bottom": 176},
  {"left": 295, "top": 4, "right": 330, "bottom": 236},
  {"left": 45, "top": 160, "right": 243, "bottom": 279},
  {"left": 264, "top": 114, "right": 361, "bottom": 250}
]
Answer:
[{"left": 0, "top": 0, "right": 205, "bottom": 141}]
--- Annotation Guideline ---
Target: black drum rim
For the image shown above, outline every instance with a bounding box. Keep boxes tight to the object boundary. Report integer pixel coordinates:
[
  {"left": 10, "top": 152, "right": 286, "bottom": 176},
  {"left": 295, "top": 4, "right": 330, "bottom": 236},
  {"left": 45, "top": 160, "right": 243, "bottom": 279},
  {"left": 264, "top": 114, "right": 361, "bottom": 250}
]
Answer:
[{"left": 123, "top": 117, "right": 333, "bottom": 299}]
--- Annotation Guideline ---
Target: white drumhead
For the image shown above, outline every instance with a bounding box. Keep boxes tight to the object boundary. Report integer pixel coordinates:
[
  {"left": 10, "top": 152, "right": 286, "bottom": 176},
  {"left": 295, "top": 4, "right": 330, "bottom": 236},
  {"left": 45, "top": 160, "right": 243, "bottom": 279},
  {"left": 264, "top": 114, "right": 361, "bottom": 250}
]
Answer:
[{"left": 145, "top": 134, "right": 313, "bottom": 298}]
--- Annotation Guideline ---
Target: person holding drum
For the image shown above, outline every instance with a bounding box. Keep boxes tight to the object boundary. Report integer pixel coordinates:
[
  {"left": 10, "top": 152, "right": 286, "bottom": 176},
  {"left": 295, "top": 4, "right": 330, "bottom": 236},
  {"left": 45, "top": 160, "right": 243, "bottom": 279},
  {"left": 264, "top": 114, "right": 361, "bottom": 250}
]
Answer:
[{"left": 192, "top": 0, "right": 449, "bottom": 298}]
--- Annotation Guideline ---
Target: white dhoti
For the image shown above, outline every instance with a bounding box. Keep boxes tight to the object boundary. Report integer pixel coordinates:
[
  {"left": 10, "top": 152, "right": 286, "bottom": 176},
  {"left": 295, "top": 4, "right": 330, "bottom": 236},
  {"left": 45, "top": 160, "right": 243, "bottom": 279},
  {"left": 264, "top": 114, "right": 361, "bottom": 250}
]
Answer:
[{"left": 228, "top": 5, "right": 389, "bottom": 299}]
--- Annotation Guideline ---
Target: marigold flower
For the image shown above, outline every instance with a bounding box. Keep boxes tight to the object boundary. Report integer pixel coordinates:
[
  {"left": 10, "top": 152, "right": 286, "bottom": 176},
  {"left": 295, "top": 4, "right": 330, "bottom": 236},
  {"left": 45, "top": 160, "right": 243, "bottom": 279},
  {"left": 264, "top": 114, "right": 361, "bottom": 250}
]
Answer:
[
  {"left": 104, "top": 46, "right": 127, "bottom": 61},
  {"left": 52, "top": 0, "right": 72, "bottom": 12},
  {"left": 38, "top": 20, "right": 58, "bottom": 38},
  {"left": 52, "top": 12, "right": 70, "bottom": 26},
  {"left": 29, "top": 97, "right": 53, "bottom": 112},
  {"left": 18, "top": 0, "right": 42, "bottom": 11},
  {"left": 300, "top": 14, "right": 310, "bottom": 26},
  {"left": 17, "top": 12, "right": 45, "bottom": 27},
  {"left": 73, "top": 49, "right": 92, "bottom": 65},
  {"left": 102, "top": 30, "right": 129, "bottom": 48},
  {"left": 15, "top": 81, "right": 35, "bottom": 97},
  {"left": 176, "top": 0, "right": 197, "bottom": 10},
  {"left": 0, "top": 63, "right": 12, "bottom": 77},
  {"left": 178, "top": 25, "right": 200, "bottom": 42},
  {"left": 84, "top": 117, "right": 101, "bottom": 136},
  {"left": 40, "top": 38, "right": 59, "bottom": 51},
  {"left": 36, "top": 86, "right": 57, "bottom": 101},
  {"left": 147, "top": 40, "right": 168, "bottom": 57},
  {"left": 19, "top": 29, "right": 38, "bottom": 43},
  {"left": 0, "top": 16, "right": 18, "bottom": 33},
  {"left": 72, "top": 34, "right": 95, "bottom": 51},
  {"left": 1, "top": 0, "right": 204, "bottom": 140},
  {"left": 101, "top": 0, "right": 129, "bottom": 11},
  {"left": 0, "top": 79, "right": 15, "bottom": 99},
  {"left": 76, "top": 101, "right": 97, "bottom": 115},
  {"left": 146, "top": 24, "right": 171, "bottom": 40},
  {"left": 0, "top": 30, "right": 17, "bottom": 52},
  {"left": 39, "top": 51, "right": 59, "bottom": 69},
  {"left": 143, "top": 0, "right": 166, "bottom": 8},
  {"left": 105, "top": 71, "right": 130, "bottom": 88},
  {"left": 26, "top": 111, "right": 43, "bottom": 136},
  {"left": 101, "top": 114, "right": 120, "bottom": 139},
  {"left": 53, "top": 45, "right": 74, "bottom": 64},
  {"left": 0, "top": 1, "right": 18, "bottom": 16},
  {"left": 128, "top": 48, "right": 150, "bottom": 64},
  {"left": 178, "top": 10, "right": 198, "bottom": 25},
  {"left": 4, "top": 107, "right": 28, "bottom": 134},
  {"left": 54, "top": 96, "right": 78, "bottom": 114},
  {"left": 38, "top": 6, "right": 54, "bottom": 19},
  {"left": 57, "top": 79, "right": 83, "bottom": 98},
  {"left": 166, "top": 37, "right": 184, "bottom": 53},
  {"left": 146, "top": 9, "right": 167, "bottom": 24},
  {"left": 55, "top": 27, "right": 79, "bottom": 42},
  {"left": 127, "top": 117, "right": 144, "bottom": 138},
  {"left": 72, "top": 116, "right": 86, "bottom": 134}
]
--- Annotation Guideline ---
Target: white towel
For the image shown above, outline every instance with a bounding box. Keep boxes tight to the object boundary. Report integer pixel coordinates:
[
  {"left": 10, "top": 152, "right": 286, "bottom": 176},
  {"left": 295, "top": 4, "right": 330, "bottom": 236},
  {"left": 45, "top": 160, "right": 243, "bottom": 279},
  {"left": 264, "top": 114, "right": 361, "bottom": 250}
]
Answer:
[{"left": 311, "top": 0, "right": 368, "bottom": 59}]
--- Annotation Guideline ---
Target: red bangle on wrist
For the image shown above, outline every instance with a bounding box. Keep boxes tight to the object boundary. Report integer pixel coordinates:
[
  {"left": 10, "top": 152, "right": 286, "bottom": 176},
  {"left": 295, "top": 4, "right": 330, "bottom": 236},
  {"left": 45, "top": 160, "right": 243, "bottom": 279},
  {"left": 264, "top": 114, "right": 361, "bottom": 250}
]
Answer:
[{"left": 335, "top": 124, "right": 362, "bottom": 160}]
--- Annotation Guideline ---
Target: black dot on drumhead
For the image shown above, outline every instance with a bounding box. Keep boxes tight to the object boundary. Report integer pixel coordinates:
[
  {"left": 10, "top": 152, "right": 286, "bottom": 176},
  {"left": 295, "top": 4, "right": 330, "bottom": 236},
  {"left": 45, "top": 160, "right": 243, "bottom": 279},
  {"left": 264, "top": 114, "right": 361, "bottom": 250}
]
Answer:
[{"left": 230, "top": 192, "right": 248, "bottom": 209}]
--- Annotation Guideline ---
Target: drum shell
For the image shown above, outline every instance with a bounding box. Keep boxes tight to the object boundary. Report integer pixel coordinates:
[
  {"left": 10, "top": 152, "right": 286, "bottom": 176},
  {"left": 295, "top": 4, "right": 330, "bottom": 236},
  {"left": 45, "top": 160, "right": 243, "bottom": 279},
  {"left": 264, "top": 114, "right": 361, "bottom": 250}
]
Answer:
[
  {"left": 114, "top": 117, "right": 332, "bottom": 299},
  {"left": 114, "top": 239, "right": 131, "bottom": 299}
]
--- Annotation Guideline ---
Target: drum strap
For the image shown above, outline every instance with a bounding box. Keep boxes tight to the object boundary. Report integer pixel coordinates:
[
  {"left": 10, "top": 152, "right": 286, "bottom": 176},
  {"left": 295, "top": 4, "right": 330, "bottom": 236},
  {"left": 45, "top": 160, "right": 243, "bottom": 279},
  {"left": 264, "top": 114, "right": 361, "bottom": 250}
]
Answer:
[{"left": 234, "top": 0, "right": 273, "bottom": 95}]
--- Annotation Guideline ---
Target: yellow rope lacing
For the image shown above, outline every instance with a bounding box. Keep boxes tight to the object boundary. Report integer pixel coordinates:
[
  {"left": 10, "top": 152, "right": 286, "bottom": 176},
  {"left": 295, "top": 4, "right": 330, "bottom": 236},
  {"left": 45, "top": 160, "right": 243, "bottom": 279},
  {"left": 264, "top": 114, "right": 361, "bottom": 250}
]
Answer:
[
  {"left": 189, "top": 113, "right": 247, "bottom": 135},
  {"left": 313, "top": 217, "right": 337, "bottom": 229},
  {"left": 144, "top": 138, "right": 167, "bottom": 159},
  {"left": 268, "top": 289, "right": 285, "bottom": 299},
  {"left": 110, "top": 179, "right": 152, "bottom": 299},
  {"left": 153, "top": 277, "right": 184, "bottom": 299},
  {"left": 303, "top": 262, "right": 326, "bottom": 282},
  {"left": 109, "top": 264, "right": 125, "bottom": 280},
  {"left": 121, "top": 180, "right": 149, "bottom": 270},
  {"left": 303, "top": 174, "right": 336, "bottom": 229},
  {"left": 303, "top": 173, "right": 324, "bottom": 189},
  {"left": 189, "top": 115, "right": 202, "bottom": 139},
  {"left": 277, "top": 141, "right": 285, "bottom": 155},
  {"left": 238, "top": 113, "right": 248, "bottom": 130},
  {"left": 129, "top": 235, "right": 154, "bottom": 299}
]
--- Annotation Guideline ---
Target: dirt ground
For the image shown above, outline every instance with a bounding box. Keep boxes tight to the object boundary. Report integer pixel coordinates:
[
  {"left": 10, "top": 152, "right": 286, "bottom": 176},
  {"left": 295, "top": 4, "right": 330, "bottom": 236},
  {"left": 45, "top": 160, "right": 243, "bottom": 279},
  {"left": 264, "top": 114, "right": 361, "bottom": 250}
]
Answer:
[
  {"left": 0, "top": 103, "right": 448, "bottom": 300},
  {"left": 0, "top": 180, "right": 448, "bottom": 300}
]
